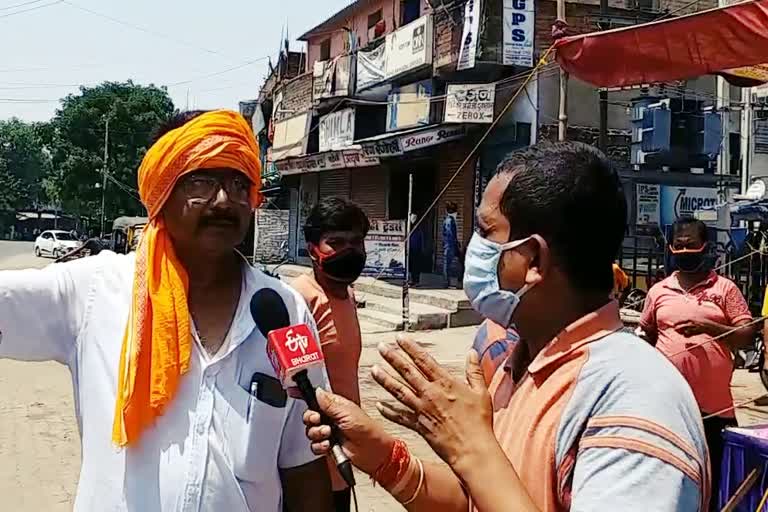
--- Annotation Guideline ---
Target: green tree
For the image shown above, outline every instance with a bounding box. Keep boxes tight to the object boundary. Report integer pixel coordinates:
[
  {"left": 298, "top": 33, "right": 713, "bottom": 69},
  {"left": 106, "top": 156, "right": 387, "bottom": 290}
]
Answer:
[
  {"left": 47, "top": 81, "right": 175, "bottom": 229},
  {"left": 0, "top": 119, "right": 52, "bottom": 234}
]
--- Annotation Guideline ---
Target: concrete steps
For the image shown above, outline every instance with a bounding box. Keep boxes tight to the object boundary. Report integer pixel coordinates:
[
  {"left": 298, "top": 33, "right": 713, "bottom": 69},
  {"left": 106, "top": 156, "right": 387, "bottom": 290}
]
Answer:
[{"left": 271, "top": 264, "right": 481, "bottom": 332}]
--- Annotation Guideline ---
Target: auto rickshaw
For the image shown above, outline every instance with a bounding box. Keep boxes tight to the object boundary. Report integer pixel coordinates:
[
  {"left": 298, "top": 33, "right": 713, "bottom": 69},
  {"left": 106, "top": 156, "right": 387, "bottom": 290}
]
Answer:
[{"left": 111, "top": 216, "right": 148, "bottom": 254}]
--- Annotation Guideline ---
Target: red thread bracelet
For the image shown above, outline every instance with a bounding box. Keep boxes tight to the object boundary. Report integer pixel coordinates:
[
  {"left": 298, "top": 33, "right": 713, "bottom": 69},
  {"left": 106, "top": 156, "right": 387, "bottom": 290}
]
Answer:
[{"left": 372, "top": 439, "right": 411, "bottom": 489}]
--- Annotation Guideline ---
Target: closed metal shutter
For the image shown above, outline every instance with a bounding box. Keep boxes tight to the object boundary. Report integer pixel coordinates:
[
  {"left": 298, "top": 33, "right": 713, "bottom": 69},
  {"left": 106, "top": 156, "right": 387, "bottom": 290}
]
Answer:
[
  {"left": 318, "top": 170, "right": 350, "bottom": 199},
  {"left": 350, "top": 167, "right": 388, "bottom": 220}
]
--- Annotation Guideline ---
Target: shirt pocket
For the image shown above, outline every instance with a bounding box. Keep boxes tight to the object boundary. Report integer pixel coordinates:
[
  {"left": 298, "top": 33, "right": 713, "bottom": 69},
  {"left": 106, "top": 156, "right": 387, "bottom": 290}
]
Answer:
[{"left": 223, "top": 383, "right": 286, "bottom": 483}]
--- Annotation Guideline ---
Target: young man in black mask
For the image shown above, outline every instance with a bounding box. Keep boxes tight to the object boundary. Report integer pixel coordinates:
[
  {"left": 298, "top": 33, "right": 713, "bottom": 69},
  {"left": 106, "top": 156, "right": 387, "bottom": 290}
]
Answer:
[
  {"left": 290, "top": 196, "right": 369, "bottom": 512},
  {"left": 640, "top": 217, "right": 754, "bottom": 507}
]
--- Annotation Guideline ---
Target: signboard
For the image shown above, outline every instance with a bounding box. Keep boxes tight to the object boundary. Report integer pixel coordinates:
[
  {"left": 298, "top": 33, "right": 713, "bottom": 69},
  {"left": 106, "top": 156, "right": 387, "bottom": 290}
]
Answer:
[
  {"left": 400, "top": 125, "right": 466, "bottom": 152},
  {"left": 385, "top": 15, "right": 433, "bottom": 78},
  {"left": 319, "top": 108, "right": 356, "bottom": 152},
  {"left": 313, "top": 55, "right": 353, "bottom": 100},
  {"left": 276, "top": 149, "right": 379, "bottom": 176},
  {"left": 271, "top": 113, "right": 310, "bottom": 160},
  {"left": 457, "top": 0, "right": 481, "bottom": 71},
  {"left": 755, "top": 119, "right": 768, "bottom": 154},
  {"left": 357, "top": 41, "right": 387, "bottom": 90},
  {"left": 361, "top": 139, "right": 404, "bottom": 158},
  {"left": 635, "top": 183, "right": 660, "bottom": 225},
  {"left": 363, "top": 219, "right": 406, "bottom": 279},
  {"left": 659, "top": 185, "right": 719, "bottom": 226},
  {"left": 387, "top": 80, "right": 432, "bottom": 131},
  {"left": 445, "top": 84, "right": 495, "bottom": 123},
  {"left": 503, "top": 0, "right": 535, "bottom": 67}
]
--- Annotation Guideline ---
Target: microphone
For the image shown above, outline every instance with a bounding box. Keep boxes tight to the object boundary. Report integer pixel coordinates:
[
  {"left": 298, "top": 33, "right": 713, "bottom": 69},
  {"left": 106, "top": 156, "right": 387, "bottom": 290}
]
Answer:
[{"left": 250, "top": 288, "right": 356, "bottom": 488}]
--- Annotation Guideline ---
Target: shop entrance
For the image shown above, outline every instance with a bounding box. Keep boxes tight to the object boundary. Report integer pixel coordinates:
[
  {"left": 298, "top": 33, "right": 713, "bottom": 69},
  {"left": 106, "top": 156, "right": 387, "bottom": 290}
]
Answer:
[{"left": 389, "top": 165, "right": 437, "bottom": 273}]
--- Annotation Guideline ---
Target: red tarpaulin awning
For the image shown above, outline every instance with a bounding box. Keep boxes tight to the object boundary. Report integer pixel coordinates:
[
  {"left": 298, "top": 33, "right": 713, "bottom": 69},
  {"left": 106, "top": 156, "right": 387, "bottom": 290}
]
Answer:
[{"left": 554, "top": 0, "right": 768, "bottom": 87}]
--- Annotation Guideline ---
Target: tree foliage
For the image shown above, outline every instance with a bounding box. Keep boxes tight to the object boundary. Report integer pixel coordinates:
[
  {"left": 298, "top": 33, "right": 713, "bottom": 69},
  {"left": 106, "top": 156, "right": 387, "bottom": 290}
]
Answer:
[
  {"left": 47, "top": 81, "right": 175, "bottom": 222},
  {"left": 0, "top": 118, "right": 51, "bottom": 211}
]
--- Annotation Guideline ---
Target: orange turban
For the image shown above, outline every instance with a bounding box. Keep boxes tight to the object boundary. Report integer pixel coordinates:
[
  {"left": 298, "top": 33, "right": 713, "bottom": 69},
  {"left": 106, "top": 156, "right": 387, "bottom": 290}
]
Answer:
[{"left": 112, "top": 110, "right": 262, "bottom": 446}]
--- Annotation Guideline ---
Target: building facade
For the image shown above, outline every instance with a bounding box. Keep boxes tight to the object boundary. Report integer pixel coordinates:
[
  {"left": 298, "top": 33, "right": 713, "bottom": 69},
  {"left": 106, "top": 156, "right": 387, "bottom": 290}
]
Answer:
[{"left": 248, "top": 0, "right": 746, "bottom": 282}]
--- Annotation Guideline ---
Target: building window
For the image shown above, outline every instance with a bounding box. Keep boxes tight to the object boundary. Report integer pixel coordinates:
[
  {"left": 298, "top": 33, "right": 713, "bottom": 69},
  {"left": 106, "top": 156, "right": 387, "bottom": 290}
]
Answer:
[
  {"left": 401, "top": 0, "right": 420, "bottom": 25},
  {"left": 368, "top": 9, "right": 383, "bottom": 29},
  {"left": 319, "top": 39, "right": 331, "bottom": 61}
]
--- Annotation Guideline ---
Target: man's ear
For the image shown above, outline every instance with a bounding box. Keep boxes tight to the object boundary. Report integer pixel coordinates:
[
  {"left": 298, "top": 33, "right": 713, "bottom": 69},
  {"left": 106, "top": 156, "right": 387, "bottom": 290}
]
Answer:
[
  {"left": 523, "top": 235, "right": 550, "bottom": 288},
  {"left": 307, "top": 243, "right": 319, "bottom": 262}
]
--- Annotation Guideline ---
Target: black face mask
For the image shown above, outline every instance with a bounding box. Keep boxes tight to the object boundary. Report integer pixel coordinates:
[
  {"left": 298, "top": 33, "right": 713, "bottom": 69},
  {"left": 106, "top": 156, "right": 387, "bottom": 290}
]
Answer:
[
  {"left": 672, "top": 252, "right": 708, "bottom": 273},
  {"left": 318, "top": 248, "right": 367, "bottom": 283}
]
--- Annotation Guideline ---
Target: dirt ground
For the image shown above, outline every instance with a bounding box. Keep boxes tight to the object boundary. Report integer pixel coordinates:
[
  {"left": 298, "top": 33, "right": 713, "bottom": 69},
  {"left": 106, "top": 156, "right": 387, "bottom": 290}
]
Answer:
[{"left": 2, "top": 243, "right": 768, "bottom": 511}]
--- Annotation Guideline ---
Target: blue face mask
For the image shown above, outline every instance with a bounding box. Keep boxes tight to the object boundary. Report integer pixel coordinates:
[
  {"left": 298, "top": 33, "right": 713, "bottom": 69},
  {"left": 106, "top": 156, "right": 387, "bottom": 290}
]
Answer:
[{"left": 463, "top": 233, "right": 534, "bottom": 328}]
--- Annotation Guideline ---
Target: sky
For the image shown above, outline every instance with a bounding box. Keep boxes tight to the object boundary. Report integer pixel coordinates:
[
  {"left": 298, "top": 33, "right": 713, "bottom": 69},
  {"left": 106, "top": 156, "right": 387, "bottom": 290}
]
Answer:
[{"left": 0, "top": 0, "right": 352, "bottom": 122}]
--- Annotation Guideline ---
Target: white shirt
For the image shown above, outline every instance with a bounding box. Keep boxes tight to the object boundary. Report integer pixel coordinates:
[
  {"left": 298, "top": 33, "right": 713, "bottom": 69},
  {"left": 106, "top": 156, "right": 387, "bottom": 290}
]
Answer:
[{"left": 0, "top": 251, "right": 326, "bottom": 512}]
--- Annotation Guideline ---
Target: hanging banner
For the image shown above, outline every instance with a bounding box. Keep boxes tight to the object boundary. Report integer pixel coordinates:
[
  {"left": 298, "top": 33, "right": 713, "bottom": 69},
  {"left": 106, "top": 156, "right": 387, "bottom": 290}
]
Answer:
[
  {"left": 503, "top": 0, "right": 535, "bottom": 67},
  {"left": 357, "top": 41, "right": 387, "bottom": 91},
  {"left": 387, "top": 80, "right": 432, "bottom": 131},
  {"left": 319, "top": 108, "right": 356, "bottom": 152},
  {"left": 363, "top": 220, "right": 406, "bottom": 279},
  {"left": 457, "top": 0, "right": 481, "bottom": 71},
  {"left": 385, "top": 15, "right": 433, "bottom": 78},
  {"left": 635, "top": 183, "right": 660, "bottom": 226},
  {"left": 445, "top": 83, "right": 495, "bottom": 123}
]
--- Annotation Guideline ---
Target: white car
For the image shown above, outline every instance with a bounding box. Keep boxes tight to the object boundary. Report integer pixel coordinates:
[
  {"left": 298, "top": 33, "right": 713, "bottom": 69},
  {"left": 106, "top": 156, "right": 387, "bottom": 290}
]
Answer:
[{"left": 34, "top": 230, "right": 82, "bottom": 258}]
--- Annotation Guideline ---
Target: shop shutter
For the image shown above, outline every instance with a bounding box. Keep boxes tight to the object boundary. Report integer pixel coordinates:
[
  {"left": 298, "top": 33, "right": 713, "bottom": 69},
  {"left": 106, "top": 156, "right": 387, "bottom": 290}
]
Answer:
[
  {"left": 350, "top": 167, "right": 388, "bottom": 220},
  {"left": 318, "top": 170, "right": 350, "bottom": 199}
]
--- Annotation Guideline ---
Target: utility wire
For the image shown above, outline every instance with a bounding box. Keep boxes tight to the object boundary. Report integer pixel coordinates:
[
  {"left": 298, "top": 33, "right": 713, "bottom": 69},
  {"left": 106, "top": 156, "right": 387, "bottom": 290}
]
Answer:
[
  {"left": 0, "top": 0, "right": 47, "bottom": 11},
  {"left": 0, "top": 0, "right": 60, "bottom": 19}
]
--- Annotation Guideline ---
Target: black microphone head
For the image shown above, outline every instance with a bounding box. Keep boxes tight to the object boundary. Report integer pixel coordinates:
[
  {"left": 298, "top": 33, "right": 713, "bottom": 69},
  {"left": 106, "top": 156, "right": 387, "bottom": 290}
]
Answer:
[{"left": 250, "top": 288, "right": 291, "bottom": 337}]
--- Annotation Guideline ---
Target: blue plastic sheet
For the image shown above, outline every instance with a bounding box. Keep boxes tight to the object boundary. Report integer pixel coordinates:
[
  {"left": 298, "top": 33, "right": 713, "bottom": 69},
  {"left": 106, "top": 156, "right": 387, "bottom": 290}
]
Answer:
[{"left": 720, "top": 426, "right": 768, "bottom": 511}]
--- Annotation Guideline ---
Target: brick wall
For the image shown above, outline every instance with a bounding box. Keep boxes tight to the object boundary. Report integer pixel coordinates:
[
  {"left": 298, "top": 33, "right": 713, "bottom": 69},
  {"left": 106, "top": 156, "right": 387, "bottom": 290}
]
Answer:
[
  {"left": 274, "top": 73, "right": 313, "bottom": 122},
  {"left": 254, "top": 209, "right": 290, "bottom": 263},
  {"left": 538, "top": 124, "right": 631, "bottom": 166},
  {"left": 433, "top": 0, "right": 464, "bottom": 69}
]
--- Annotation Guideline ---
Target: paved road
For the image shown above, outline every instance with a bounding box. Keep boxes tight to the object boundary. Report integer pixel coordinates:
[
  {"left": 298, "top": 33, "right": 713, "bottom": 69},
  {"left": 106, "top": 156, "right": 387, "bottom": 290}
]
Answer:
[
  {"left": 0, "top": 241, "right": 49, "bottom": 270},
  {"left": 2, "top": 246, "right": 768, "bottom": 511}
]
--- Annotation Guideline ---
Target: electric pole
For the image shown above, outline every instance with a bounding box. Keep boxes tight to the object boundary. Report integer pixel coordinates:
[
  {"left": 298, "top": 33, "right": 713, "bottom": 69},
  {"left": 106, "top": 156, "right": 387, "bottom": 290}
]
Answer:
[{"left": 100, "top": 116, "right": 109, "bottom": 238}]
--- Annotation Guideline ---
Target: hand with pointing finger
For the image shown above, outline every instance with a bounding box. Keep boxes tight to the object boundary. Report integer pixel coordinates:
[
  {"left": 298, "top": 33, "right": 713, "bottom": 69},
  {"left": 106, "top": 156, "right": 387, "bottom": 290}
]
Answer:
[{"left": 372, "top": 335, "right": 497, "bottom": 473}]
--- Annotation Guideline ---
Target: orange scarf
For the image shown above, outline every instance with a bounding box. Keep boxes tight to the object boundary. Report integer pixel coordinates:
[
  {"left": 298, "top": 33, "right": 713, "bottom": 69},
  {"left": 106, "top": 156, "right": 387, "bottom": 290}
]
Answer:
[{"left": 112, "top": 110, "right": 262, "bottom": 446}]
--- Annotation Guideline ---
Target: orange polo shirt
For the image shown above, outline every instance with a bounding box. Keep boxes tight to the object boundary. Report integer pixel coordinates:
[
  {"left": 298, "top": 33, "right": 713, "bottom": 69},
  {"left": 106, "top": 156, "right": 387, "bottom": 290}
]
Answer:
[
  {"left": 290, "top": 273, "right": 362, "bottom": 491},
  {"left": 477, "top": 302, "right": 710, "bottom": 512}
]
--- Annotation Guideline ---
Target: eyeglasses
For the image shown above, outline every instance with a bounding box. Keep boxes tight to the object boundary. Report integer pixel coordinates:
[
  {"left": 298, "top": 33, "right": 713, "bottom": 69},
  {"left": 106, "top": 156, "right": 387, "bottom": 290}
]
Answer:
[
  {"left": 179, "top": 173, "right": 252, "bottom": 205},
  {"left": 669, "top": 242, "right": 708, "bottom": 254}
]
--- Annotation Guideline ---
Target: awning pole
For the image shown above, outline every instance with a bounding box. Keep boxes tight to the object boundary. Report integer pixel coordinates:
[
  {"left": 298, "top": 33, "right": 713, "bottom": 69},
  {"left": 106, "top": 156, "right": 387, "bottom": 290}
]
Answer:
[{"left": 558, "top": 0, "right": 569, "bottom": 141}]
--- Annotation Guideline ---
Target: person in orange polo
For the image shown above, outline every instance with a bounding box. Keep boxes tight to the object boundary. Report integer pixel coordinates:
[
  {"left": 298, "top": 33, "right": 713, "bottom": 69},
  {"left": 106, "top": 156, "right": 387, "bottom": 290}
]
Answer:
[
  {"left": 302, "top": 142, "right": 709, "bottom": 512},
  {"left": 290, "top": 196, "right": 369, "bottom": 512}
]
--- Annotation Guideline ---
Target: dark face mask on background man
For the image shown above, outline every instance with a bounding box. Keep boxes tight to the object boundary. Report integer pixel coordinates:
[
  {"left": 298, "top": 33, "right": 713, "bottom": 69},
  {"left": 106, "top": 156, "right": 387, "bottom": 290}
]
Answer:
[
  {"left": 670, "top": 244, "right": 709, "bottom": 273},
  {"left": 314, "top": 246, "right": 367, "bottom": 284}
]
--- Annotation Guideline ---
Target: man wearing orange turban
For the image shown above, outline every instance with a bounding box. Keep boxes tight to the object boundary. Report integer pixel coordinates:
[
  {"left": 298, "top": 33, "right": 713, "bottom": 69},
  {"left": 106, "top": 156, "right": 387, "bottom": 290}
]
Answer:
[{"left": 0, "top": 110, "right": 333, "bottom": 511}]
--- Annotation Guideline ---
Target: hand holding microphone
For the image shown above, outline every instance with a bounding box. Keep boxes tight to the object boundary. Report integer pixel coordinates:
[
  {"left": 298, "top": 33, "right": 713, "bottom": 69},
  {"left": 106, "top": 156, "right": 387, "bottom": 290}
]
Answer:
[{"left": 250, "top": 288, "right": 356, "bottom": 487}]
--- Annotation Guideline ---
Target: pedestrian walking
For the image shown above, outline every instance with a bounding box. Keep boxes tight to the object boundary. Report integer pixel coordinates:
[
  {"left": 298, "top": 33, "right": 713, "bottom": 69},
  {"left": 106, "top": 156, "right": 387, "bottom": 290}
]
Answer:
[
  {"left": 409, "top": 212, "right": 425, "bottom": 287},
  {"left": 442, "top": 201, "right": 463, "bottom": 288}
]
